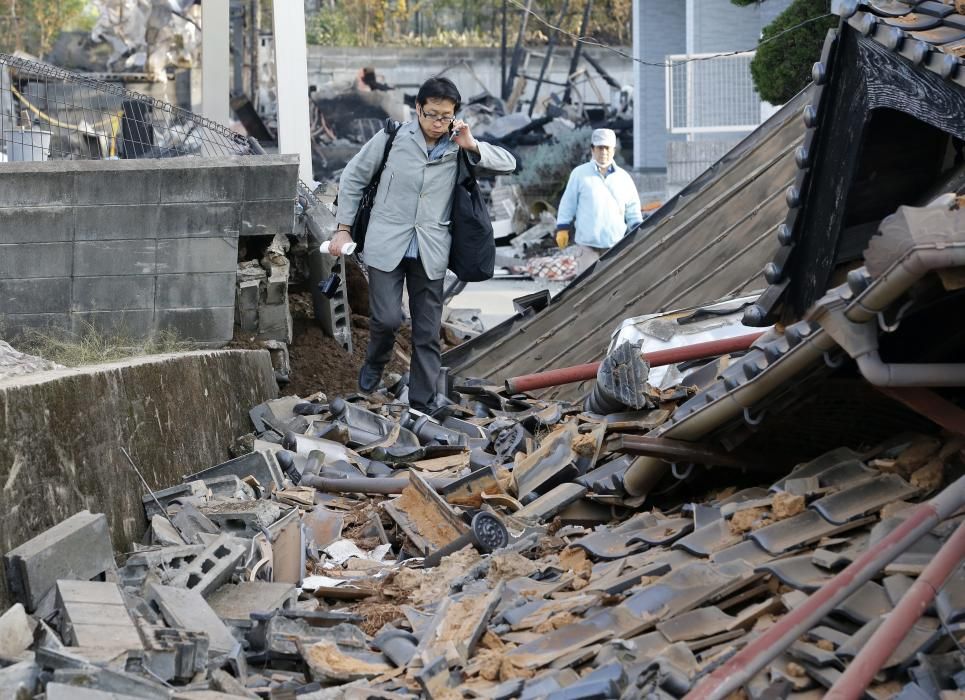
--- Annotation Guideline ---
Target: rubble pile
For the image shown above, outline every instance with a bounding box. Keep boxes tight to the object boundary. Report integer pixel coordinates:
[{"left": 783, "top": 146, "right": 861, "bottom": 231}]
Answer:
[{"left": 2, "top": 378, "right": 963, "bottom": 699}]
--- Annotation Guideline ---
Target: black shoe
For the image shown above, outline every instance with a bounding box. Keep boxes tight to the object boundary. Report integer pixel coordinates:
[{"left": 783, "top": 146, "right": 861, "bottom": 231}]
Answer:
[{"left": 358, "top": 363, "right": 383, "bottom": 393}]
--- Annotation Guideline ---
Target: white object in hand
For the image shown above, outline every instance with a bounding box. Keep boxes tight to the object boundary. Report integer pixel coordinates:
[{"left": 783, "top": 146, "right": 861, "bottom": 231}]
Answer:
[{"left": 320, "top": 240, "right": 356, "bottom": 256}]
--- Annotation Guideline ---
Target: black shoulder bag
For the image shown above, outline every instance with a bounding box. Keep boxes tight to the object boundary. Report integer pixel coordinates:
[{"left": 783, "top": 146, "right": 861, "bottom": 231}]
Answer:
[
  {"left": 448, "top": 149, "right": 495, "bottom": 282},
  {"left": 338, "top": 118, "right": 400, "bottom": 252}
]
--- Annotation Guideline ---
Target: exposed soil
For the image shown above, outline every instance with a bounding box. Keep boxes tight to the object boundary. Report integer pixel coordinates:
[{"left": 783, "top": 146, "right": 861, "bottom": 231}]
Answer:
[{"left": 283, "top": 291, "right": 411, "bottom": 399}]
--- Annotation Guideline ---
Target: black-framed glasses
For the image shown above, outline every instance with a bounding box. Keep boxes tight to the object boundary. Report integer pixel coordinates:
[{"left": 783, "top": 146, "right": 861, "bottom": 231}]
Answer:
[{"left": 420, "top": 108, "right": 455, "bottom": 124}]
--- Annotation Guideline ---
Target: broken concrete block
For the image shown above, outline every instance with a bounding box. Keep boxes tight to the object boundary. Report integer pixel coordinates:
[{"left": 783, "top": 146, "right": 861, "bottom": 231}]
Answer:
[
  {"left": 257, "top": 301, "right": 293, "bottom": 343},
  {"left": 50, "top": 666, "right": 171, "bottom": 700},
  {"left": 4, "top": 510, "right": 117, "bottom": 613},
  {"left": 142, "top": 480, "right": 208, "bottom": 520},
  {"left": 0, "top": 603, "right": 36, "bottom": 659},
  {"left": 131, "top": 626, "right": 209, "bottom": 683},
  {"left": 146, "top": 583, "right": 238, "bottom": 656},
  {"left": 150, "top": 514, "right": 187, "bottom": 546},
  {"left": 171, "top": 503, "right": 220, "bottom": 544},
  {"left": 45, "top": 683, "right": 144, "bottom": 700},
  {"left": 181, "top": 451, "right": 285, "bottom": 491},
  {"left": 56, "top": 580, "right": 143, "bottom": 650},
  {"left": 201, "top": 499, "right": 282, "bottom": 536},
  {"left": 120, "top": 544, "right": 206, "bottom": 588},
  {"left": 0, "top": 660, "right": 39, "bottom": 700},
  {"left": 207, "top": 582, "right": 296, "bottom": 626},
  {"left": 168, "top": 534, "right": 247, "bottom": 598},
  {"left": 210, "top": 667, "right": 260, "bottom": 698},
  {"left": 202, "top": 474, "right": 255, "bottom": 501}
]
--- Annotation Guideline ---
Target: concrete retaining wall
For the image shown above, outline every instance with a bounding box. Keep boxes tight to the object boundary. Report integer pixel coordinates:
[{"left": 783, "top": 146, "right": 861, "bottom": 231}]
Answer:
[
  {"left": 0, "top": 349, "right": 277, "bottom": 607},
  {"left": 0, "top": 155, "right": 298, "bottom": 344}
]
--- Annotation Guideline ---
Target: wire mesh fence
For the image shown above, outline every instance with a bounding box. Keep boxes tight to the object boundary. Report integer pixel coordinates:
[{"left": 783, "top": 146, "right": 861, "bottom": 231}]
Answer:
[
  {"left": 666, "top": 51, "right": 762, "bottom": 136},
  {"left": 0, "top": 51, "right": 254, "bottom": 162}
]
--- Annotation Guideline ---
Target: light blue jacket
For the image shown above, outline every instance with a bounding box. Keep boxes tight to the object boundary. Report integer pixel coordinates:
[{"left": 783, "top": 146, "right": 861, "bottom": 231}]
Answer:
[{"left": 556, "top": 161, "right": 643, "bottom": 249}]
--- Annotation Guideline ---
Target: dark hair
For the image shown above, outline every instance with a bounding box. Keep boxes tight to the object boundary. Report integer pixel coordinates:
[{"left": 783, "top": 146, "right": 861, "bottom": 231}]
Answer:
[{"left": 416, "top": 77, "right": 461, "bottom": 113}]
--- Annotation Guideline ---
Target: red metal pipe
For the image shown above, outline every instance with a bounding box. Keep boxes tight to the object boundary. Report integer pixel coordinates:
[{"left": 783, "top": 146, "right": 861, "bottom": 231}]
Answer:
[
  {"left": 504, "top": 332, "right": 766, "bottom": 394},
  {"left": 825, "top": 520, "right": 965, "bottom": 700},
  {"left": 683, "top": 475, "right": 965, "bottom": 700}
]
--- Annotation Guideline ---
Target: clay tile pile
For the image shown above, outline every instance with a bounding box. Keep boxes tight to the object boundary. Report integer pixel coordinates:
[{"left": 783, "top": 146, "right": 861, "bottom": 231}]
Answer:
[{"left": 1, "top": 376, "right": 963, "bottom": 699}]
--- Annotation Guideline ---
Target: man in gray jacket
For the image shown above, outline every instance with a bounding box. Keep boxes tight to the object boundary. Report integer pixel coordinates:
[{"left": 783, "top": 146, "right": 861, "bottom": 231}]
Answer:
[{"left": 329, "top": 77, "right": 516, "bottom": 412}]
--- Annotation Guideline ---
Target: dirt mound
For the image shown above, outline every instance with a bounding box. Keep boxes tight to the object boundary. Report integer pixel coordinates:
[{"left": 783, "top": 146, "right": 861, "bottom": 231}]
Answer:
[{"left": 283, "top": 310, "right": 411, "bottom": 399}]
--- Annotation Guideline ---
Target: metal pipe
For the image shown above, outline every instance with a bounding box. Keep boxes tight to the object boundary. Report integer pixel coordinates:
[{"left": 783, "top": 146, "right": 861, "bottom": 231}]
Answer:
[
  {"left": 825, "top": 520, "right": 965, "bottom": 700},
  {"left": 683, "top": 475, "right": 965, "bottom": 700},
  {"left": 300, "top": 475, "right": 455, "bottom": 495},
  {"left": 504, "top": 332, "right": 766, "bottom": 394},
  {"left": 608, "top": 435, "right": 752, "bottom": 469},
  {"left": 856, "top": 352, "right": 965, "bottom": 387}
]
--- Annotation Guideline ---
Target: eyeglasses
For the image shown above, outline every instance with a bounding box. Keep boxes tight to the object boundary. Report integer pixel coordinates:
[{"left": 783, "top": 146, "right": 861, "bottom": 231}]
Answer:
[{"left": 420, "top": 109, "right": 455, "bottom": 124}]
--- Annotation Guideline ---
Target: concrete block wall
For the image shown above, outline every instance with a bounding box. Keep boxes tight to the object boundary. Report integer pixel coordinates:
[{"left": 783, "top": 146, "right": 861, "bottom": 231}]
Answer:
[
  {"left": 0, "top": 350, "right": 278, "bottom": 608},
  {"left": 0, "top": 155, "right": 297, "bottom": 345}
]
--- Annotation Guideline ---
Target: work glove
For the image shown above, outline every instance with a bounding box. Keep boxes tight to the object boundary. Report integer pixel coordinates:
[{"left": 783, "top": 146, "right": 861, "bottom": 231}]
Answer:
[{"left": 555, "top": 228, "right": 570, "bottom": 249}]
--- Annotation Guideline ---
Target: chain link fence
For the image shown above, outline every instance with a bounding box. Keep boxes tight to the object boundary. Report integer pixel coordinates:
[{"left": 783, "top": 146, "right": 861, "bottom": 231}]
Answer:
[{"left": 0, "top": 51, "right": 254, "bottom": 162}]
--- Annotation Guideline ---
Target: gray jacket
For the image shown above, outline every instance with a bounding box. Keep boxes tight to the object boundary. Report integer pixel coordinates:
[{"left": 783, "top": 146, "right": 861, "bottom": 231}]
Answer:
[{"left": 336, "top": 120, "right": 517, "bottom": 280}]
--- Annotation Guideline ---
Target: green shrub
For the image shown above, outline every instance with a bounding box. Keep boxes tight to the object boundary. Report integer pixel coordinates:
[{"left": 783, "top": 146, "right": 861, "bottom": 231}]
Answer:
[{"left": 746, "top": 0, "right": 838, "bottom": 105}]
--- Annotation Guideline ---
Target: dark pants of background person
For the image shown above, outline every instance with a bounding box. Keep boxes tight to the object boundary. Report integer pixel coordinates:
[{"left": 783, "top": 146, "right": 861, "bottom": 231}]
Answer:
[{"left": 366, "top": 256, "right": 444, "bottom": 409}]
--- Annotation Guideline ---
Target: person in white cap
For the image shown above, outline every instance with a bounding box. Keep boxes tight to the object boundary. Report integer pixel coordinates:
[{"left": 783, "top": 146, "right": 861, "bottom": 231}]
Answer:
[{"left": 555, "top": 128, "right": 643, "bottom": 252}]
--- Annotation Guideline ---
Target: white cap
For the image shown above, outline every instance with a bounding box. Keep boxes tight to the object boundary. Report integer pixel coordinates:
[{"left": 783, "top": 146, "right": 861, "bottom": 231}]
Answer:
[{"left": 591, "top": 128, "right": 616, "bottom": 148}]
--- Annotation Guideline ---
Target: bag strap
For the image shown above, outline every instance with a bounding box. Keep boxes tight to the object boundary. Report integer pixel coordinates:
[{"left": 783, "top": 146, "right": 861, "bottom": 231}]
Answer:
[
  {"left": 372, "top": 118, "right": 401, "bottom": 183},
  {"left": 333, "top": 119, "right": 401, "bottom": 208}
]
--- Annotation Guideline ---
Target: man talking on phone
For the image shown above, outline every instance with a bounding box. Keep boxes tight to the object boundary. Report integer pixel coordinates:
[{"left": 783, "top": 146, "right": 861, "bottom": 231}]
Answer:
[{"left": 328, "top": 77, "right": 516, "bottom": 413}]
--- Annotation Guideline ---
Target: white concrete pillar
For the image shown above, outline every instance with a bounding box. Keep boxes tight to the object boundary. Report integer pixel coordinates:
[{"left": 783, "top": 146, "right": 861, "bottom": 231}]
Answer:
[
  {"left": 272, "top": 0, "right": 313, "bottom": 183},
  {"left": 632, "top": 0, "right": 642, "bottom": 170},
  {"left": 201, "top": 0, "right": 231, "bottom": 125}
]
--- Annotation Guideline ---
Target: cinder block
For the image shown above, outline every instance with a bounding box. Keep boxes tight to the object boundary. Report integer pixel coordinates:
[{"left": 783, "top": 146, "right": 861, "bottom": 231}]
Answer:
[
  {"left": 207, "top": 582, "right": 296, "bottom": 626},
  {"left": 73, "top": 240, "right": 156, "bottom": 277},
  {"left": 0, "top": 243, "right": 72, "bottom": 279},
  {"left": 71, "top": 309, "right": 155, "bottom": 339},
  {"left": 56, "top": 580, "right": 142, "bottom": 649},
  {"left": 158, "top": 163, "right": 245, "bottom": 203},
  {"left": 243, "top": 155, "right": 299, "bottom": 201},
  {"left": 0, "top": 167, "right": 76, "bottom": 207},
  {"left": 0, "top": 207, "right": 73, "bottom": 243},
  {"left": 0, "top": 278, "right": 70, "bottom": 314},
  {"left": 157, "top": 203, "right": 240, "bottom": 238},
  {"left": 156, "top": 236, "right": 238, "bottom": 274},
  {"left": 240, "top": 199, "right": 295, "bottom": 236},
  {"left": 74, "top": 204, "right": 160, "bottom": 241},
  {"left": 146, "top": 583, "right": 237, "bottom": 656},
  {"left": 156, "top": 272, "right": 235, "bottom": 309},
  {"left": 137, "top": 627, "right": 209, "bottom": 682},
  {"left": 71, "top": 276, "right": 156, "bottom": 312},
  {"left": 201, "top": 500, "right": 282, "bottom": 537},
  {"left": 167, "top": 534, "right": 247, "bottom": 599},
  {"left": 155, "top": 307, "right": 234, "bottom": 343},
  {"left": 3, "top": 510, "right": 117, "bottom": 613},
  {"left": 257, "top": 302, "right": 292, "bottom": 343},
  {"left": 236, "top": 279, "right": 261, "bottom": 310},
  {"left": 180, "top": 451, "right": 285, "bottom": 490},
  {"left": 264, "top": 265, "right": 288, "bottom": 305},
  {"left": 74, "top": 165, "right": 160, "bottom": 205}
]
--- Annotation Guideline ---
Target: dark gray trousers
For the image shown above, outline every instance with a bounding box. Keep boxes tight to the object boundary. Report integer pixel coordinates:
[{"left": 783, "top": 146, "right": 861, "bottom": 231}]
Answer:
[{"left": 366, "top": 257, "right": 444, "bottom": 409}]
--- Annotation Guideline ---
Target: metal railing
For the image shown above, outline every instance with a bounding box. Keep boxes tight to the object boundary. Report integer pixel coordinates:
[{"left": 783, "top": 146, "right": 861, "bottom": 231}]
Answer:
[
  {"left": 665, "top": 51, "right": 762, "bottom": 136},
  {"left": 0, "top": 51, "right": 253, "bottom": 162}
]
